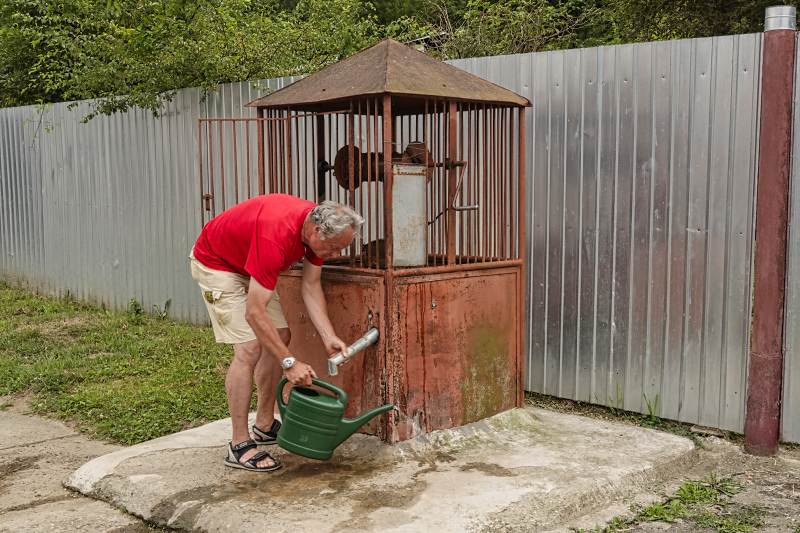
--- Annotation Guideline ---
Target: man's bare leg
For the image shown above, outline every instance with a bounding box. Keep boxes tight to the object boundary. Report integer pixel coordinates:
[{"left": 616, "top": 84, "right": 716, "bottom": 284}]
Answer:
[
  {"left": 227, "top": 339, "right": 275, "bottom": 467},
  {"left": 254, "top": 328, "right": 290, "bottom": 429}
]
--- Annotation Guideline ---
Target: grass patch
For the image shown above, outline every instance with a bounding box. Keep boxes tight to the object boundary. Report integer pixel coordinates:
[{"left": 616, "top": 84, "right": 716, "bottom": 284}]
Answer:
[
  {"left": 0, "top": 281, "right": 232, "bottom": 444},
  {"left": 693, "top": 505, "right": 766, "bottom": 532},
  {"left": 572, "top": 476, "right": 767, "bottom": 533}
]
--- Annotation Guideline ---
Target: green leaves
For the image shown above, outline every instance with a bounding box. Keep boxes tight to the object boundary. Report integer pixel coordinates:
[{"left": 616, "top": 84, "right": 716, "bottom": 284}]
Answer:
[
  {"left": 607, "top": 0, "right": 782, "bottom": 43},
  {"left": 1, "top": 0, "right": 782, "bottom": 117},
  {"left": 0, "top": 0, "right": 381, "bottom": 117}
]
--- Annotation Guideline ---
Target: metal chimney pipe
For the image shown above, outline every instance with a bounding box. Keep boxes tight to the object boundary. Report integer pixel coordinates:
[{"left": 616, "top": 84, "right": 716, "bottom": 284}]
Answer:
[
  {"left": 745, "top": 5, "right": 797, "bottom": 456},
  {"left": 765, "top": 5, "right": 796, "bottom": 31}
]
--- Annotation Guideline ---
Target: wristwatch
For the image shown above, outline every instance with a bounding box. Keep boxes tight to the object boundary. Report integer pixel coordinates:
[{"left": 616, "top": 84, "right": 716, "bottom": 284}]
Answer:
[{"left": 281, "top": 356, "right": 296, "bottom": 370}]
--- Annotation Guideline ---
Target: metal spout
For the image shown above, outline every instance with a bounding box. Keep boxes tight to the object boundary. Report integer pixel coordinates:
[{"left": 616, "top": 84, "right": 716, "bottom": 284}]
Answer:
[{"left": 327, "top": 328, "right": 379, "bottom": 376}]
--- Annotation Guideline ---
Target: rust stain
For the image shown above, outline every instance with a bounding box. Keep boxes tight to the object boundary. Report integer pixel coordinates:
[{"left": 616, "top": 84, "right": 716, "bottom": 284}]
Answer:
[{"left": 461, "top": 325, "right": 510, "bottom": 422}]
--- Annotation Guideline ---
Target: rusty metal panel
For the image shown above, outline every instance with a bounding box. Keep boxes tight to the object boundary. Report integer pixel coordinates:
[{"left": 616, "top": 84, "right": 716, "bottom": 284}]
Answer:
[
  {"left": 390, "top": 267, "right": 521, "bottom": 441},
  {"left": 277, "top": 269, "right": 387, "bottom": 435}
]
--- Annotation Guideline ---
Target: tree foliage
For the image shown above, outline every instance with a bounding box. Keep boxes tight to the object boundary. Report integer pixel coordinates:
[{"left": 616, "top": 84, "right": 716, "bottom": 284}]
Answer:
[
  {"left": 608, "top": 0, "right": 792, "bottom": 42},
  {"left": 0, "top": 0, "right": 790, "bottom": 117},
  {"left": 0, "top": 0, "right": 380, "bottom": 116},
  {"left": 419, "top": 0, "right": 609, "bottom": 58}
]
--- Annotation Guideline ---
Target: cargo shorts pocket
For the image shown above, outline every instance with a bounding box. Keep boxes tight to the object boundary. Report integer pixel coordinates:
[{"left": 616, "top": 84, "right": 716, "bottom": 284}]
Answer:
[{"left": 203, "top": 289, "right": 233, "bottom": 326}]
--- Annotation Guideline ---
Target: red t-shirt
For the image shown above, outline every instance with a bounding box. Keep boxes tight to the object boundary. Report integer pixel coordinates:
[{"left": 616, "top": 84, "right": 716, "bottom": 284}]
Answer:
[{"left": 192, "top": 194, "right": 323, "bottom": 290}]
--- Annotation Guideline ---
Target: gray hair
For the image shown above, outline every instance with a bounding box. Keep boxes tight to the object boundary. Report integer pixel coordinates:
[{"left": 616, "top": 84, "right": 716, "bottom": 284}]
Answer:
[{"left": 309, "top": 201, "right": 364, "bottom": 240}]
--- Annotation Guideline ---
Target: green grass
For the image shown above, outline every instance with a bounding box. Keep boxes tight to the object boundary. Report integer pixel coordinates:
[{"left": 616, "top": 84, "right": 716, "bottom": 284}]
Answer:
[
  {"left": 572, "top": 476, "right": 767, "bottom": 533},
  {"left": 0, "top": 281, "right": 232, "bottom": 444},
  {"left": 693, "top": 505, "right": 766, "bottom": 533}
]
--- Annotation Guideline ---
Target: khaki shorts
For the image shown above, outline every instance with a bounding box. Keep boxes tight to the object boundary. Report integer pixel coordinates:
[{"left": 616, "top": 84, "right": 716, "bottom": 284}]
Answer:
[{"left": 189, "top": 252, "right": 288, "bottom": 344}]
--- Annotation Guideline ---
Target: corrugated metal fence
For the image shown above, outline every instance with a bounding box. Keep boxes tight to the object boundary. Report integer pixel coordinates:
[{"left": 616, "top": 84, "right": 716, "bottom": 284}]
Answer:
[
  {"left": 0, "top": 79, "right": 299, "bottom": 325},
  {"left": 2, "top": 33, "right": 798, "bottom": 441},
  {"left": 453, "top": 33, "right": 765, "bottom": 436}
]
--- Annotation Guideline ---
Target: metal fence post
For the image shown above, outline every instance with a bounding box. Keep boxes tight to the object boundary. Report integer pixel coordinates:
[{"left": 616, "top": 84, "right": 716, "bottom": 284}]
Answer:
[{"left": 746, "top": 5, "right": 796, "bottom": 455}]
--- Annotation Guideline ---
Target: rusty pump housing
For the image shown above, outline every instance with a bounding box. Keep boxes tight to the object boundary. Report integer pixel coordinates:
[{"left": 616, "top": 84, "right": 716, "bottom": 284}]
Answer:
[{"left": 198, "top": 39, "right": 530, "bottom": 442}]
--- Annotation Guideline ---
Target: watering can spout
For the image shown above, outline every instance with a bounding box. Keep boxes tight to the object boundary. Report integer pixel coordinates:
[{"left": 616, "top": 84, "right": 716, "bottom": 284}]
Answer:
[{"left": 334, "top": 403, "right": 395, "bottom": 447}]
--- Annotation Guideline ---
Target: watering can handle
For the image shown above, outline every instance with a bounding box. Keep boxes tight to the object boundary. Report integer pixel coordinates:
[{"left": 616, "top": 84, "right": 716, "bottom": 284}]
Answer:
[
  {"left": 275, "top": 377, "right": 349, "bottom": 419},
  {"left": 311, "top": 378, "right": 349, "bottom": 406},
  {"left": 276, "top": 378, "right": 289, "bottom": 419}
]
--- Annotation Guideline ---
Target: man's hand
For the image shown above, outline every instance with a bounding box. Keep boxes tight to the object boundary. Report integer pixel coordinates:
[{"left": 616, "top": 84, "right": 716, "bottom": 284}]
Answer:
[
  {"left": 284, "top": 361, "right": 316, "bottom": 386},
  {"left": 323, "top": 335, "right": 349, "bottom": 357}
]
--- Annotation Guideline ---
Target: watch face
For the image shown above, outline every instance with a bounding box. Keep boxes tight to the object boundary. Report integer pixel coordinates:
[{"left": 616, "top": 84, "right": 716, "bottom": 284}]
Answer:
[{"left": 282, "top": 357, "right": 295, "bottom": 369}]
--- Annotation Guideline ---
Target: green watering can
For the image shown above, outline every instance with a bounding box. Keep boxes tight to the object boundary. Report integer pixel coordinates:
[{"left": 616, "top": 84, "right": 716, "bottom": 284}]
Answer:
[{"left": 276, "top": 378, "right": 394, "bottom": 460}]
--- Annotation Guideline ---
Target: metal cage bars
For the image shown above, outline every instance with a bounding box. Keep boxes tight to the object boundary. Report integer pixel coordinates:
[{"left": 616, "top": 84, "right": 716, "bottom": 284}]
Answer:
[{"left": 198, "top": 99, "right": 525, "bottom": 270}]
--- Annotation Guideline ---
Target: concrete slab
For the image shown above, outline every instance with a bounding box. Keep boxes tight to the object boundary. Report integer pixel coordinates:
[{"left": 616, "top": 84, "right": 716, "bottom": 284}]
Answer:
[
  {"left": 0, "top": 397, "right": 149, "bottom": 532},
  {"left": 68, "top": 407, "right": 696, "bottom": 532},
  {"left": 0, "top": 409, "right": 74, "bottom": 449},
  {"left": 0, "top": 498, "right": 145, "bottom": 533}
]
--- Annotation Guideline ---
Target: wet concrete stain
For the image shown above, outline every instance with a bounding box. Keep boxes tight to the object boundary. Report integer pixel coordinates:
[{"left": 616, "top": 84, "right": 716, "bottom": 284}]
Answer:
[
  {"left": 0, "top": 455, "right": 40, "bottom": 478},
  {"left": 131, "top": 447, "right": 445, "bottom": 531},
  {"left": 459, "top": 462, "right": 518, "bottom": 477},
  {"left": 106, "top": 525, "right": 165, "bottom": 533},
  {"left": 142, "top": 454, "right": 399, "bottom": 528},
  {"left": 0, "top": 455, "right": 41, "bottom": 495},
  {"left": 331, "top": 478, "right": 429, "bottom": 531},
  {"left": 149, "top": 484, "right": 220, "bottom": 527}
]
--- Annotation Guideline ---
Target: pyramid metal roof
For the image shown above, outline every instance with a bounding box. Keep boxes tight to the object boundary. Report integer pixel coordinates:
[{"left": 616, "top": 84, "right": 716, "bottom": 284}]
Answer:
[{"left": 246, "top": 39, "right": 530, "bottom": 110}]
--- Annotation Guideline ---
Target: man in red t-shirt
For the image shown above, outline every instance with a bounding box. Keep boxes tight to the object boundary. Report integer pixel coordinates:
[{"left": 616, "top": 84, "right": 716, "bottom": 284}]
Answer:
[{"left": 190, "top": 194, "right": 363, "bottom": 472}]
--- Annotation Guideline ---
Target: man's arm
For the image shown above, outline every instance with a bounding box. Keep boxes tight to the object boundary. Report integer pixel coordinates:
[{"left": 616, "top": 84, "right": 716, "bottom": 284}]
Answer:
[
  {"left": 246, "top": 277, "right": 315, "bottom": 386},
  {"left": 301, "top": 261, "right": 348, "bottom": 355}
]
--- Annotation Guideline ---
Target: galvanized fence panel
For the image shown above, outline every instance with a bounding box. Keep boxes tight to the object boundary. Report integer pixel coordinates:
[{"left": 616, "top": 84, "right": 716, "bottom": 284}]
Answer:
[
  {"left": 0, "top": 77, "right": 300, "bottom": 325},
  {"left": 454, "top": 33, "right": 762, "bottom": 433},
  {"left": 782, "top": 34, "right": 800, "bottom": 444},
  {"left": 0, "top": 34, "right": 777, "bottom": 437}
]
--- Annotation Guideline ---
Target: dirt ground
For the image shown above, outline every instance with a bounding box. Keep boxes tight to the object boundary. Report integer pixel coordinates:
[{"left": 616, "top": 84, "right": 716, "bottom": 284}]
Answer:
[
  {"left": 628, "top": 439, "right": 800, "bottom": 533},
  {"left": 561, "top": 431, "right": 800, "bottom": 532}
]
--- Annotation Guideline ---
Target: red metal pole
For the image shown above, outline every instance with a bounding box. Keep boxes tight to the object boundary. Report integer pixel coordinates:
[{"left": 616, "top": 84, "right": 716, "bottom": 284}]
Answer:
[
  {"left": 447, "top": 101, "right": 458, "bottom": 264},
  {"left": 197, "top": 119, "right": 205, "bottom": 223},
  {"left": 383, "top": 95, "right": 394, "bottom": 269},
  {"left": 245, "top": 119, "right": 251, "bottom": 199},
  {"left": 382, "top": 94, "right": 396, "bottom": 439},
  {"left": 257, "top": 109, "right": 265, "bottom": 195},
  {"left": 746, "top": 15, "right": 796, "bottom": 456},
  {"left": 207, "top": 120, "right": 216, "bottom": 216},
  {"left": 518, "top": 106, "right": 527, "bottom": 407},
  {"left": 348, "top": 111, "right": 356, "bottom": 264},
  {"left": 285, "top": 110, "right": 293, "bottom": 196},
  {"left": 232, "top": 121, "right": 239, "bottom": 203},
  {"left": 316, "top": 114, "right": 325, "bottom": 202}
]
